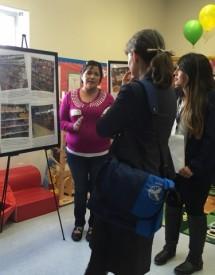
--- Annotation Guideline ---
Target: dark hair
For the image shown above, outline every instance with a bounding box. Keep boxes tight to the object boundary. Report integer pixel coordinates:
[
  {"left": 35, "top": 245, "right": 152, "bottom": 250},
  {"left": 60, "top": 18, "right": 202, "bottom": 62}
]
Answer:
[
  {"left": 125, "top": 29, "right": 174, "bottom": 89},
  {"left": 81, "top": 60, "right": 103, "bottom": 83},
  {"left": 178, "top": 53, "right": 215, "bottom": 138}
]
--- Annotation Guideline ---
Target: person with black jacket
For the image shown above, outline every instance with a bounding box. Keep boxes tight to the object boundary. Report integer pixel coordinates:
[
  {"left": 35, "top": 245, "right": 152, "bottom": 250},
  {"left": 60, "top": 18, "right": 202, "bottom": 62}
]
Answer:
[
  {"left": 154, "top": 53, "right": 215, "bottom": 275},
  {"left": 84, "top": 29, "right": 177, "bottom": 275}
]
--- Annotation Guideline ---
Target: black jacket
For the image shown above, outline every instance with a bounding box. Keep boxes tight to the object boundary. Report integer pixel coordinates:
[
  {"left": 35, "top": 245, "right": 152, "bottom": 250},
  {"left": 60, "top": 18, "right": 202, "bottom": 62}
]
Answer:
[
  {"left": 185, "top": 90, "right": 215, "bottom": 181},
  {"left": 97, "top": 79, "right": 177, "bottom": 178}
]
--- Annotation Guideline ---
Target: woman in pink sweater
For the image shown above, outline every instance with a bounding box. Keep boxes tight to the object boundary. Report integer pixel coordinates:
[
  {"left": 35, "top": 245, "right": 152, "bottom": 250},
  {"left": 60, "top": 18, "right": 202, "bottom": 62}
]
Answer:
[{"left": 60, "top": 60, "right": 113, "bottom": 242}]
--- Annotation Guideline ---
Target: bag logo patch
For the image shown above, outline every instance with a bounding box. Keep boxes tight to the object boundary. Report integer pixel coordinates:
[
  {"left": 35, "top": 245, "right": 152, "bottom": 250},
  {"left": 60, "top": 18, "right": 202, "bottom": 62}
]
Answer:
[{"left": 148, "top": 184, "right": 163, "bottom": 202}]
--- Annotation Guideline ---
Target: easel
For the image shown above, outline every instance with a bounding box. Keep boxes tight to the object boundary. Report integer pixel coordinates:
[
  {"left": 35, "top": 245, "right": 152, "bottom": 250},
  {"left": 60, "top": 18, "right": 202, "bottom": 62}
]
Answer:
[
  {"left": 21, "top": 34, "right": 28, "bottom": 48},
  {"left": 0, "top": 154, "right": 12, "bottom": 232},
  {"left": 47, "top": 131, "right": 74, "bottom": 206},
  {"left": 0, "top": 35, "right": 65, "bottom": 240},
  {"left": 44, "top": 149, "right": 65, "bottom": 240}
]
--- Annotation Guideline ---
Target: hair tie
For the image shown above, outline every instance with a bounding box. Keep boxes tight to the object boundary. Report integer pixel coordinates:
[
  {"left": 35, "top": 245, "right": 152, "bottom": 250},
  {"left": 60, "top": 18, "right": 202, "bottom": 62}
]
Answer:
[{"left": 147, "top": 48, "right": 175, "bottom": 56}]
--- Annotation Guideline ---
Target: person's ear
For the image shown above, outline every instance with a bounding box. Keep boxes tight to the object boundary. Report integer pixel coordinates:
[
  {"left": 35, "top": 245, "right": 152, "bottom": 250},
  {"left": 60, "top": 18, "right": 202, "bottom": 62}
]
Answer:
[
  {"left": 80, "top": 74, "right": 83, "bottom": 83},
  {"left": 133, "top": 52, "right": 139, "bottom": 63}
]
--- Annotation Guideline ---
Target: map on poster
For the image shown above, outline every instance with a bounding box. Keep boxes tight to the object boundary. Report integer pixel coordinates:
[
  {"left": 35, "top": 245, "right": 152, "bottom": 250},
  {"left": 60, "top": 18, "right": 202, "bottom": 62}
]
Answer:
[{"left": 0, "top": 46, "right": 60, "bottom": 157}]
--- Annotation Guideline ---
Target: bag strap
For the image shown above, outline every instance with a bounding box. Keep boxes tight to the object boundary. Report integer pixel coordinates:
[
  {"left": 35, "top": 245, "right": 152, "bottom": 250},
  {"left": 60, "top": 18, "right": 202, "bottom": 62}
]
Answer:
[
  {"left": 134, "top": 79, "right": 169, "bottom": 178},
  {"left": 137, "top": 79, "right": 159, "bottom": 115}
]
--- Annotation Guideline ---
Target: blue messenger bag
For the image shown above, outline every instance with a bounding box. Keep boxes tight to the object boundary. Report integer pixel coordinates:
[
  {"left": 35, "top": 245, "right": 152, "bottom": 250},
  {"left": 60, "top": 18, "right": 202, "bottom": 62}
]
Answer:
[{"left": 88, "top": 157, "right": 175, "bottom": 237}]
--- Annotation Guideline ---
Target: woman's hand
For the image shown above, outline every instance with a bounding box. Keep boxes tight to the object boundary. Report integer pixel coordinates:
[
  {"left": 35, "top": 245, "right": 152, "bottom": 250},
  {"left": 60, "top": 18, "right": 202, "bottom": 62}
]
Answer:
[
  {"left": 73, "top": 116, "right": 83, "bottom": 132},
  {"left": 178, "top": 166, "right": 193, "bottom": 178},
  {"left": 122, "top": 71, "right": 134, "bottom": 85}
]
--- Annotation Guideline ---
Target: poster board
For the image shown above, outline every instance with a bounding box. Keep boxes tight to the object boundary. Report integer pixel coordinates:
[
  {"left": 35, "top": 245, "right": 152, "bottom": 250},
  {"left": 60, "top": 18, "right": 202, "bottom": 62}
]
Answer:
[
  {"left": 107, "top": 60, "right": 129, "bottom": 99},
  {"left": 0, "top": 45, "right": 60, "bottom": 157}
]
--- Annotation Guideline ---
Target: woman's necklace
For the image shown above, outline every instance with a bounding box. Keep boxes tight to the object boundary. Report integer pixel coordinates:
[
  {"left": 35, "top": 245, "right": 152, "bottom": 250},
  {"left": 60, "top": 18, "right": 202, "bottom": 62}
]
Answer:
[{"left": 79, "top": 88, "right": 100, "bottom": 103}]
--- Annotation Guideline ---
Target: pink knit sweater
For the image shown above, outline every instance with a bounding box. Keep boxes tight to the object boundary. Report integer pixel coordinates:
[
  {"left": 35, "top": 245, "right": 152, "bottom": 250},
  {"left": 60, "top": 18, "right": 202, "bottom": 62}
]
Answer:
[{"left": 60, "top": 89, "right": 114, "bottom": 156}]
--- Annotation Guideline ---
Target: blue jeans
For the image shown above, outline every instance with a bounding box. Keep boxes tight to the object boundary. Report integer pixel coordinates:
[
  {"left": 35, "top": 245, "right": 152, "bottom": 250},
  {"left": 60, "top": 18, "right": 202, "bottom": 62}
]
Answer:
[{"left": 67, "top": 152, "right": 108, "bottom": 227}]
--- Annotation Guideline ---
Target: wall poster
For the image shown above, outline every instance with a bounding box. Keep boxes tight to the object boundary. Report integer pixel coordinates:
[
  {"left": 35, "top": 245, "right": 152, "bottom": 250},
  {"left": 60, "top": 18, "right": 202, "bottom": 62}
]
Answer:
[
  {"left": 108, "top": 60, "right": 129, "bottom": 99},
  {"left": 0, "top": 45, "right": 60, "bottom": 157}
]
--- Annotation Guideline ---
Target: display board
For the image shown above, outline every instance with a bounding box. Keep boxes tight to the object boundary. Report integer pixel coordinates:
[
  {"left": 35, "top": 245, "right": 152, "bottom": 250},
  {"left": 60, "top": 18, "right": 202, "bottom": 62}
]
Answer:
[{"left": 0, "top": 45, "right": 60, "bottom": 157}]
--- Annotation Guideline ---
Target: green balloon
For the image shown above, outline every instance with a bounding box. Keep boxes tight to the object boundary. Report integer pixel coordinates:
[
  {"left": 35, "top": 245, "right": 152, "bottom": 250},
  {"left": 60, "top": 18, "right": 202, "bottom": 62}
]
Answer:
[{"left": 183, "top": 19, "right": 203, "bottom": 45}]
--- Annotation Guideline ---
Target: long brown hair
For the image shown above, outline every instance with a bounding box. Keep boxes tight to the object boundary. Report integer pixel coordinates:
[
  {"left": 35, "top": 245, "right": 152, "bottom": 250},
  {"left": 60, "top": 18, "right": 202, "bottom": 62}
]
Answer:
[{"left": 178, "top": 53, "right": 215, "bottom": 138}]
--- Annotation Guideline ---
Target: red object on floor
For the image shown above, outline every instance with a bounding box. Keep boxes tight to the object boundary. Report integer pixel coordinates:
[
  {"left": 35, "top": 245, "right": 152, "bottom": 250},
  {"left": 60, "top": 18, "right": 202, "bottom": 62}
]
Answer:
[{"left": 0, "top": 165, "right": 58, "bottom": 222}]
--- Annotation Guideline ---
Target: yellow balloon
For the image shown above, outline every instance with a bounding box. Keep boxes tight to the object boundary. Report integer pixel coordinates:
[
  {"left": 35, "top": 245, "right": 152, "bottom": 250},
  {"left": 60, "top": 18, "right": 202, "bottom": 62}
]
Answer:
[{"left": 199, "top": 4, "right": 215, "bottom": 31}]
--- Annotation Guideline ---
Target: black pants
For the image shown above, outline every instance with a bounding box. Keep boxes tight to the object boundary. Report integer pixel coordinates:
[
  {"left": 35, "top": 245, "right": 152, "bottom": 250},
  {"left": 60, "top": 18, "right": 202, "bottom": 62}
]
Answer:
[
  {"left": 167, "top": 175, "right": 211, "bottom": 215},
  {"left": 67, "top": 153, "right": 108, "bottom": 227},
  {"left": 85, "top": 217, "right": 153, "bottom": 275},
  {"left": 163, "top": 175, "right": 210, "bottom": 263}
]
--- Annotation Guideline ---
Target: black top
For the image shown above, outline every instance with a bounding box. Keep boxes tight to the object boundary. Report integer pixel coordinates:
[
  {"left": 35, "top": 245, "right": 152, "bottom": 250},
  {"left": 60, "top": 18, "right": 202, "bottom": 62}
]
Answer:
[
  {"left": 97, "top": 79, "right": 177, "bottom": 178},
  {"left": 185, "top": 90, "right": 215, "bottom": 181}
]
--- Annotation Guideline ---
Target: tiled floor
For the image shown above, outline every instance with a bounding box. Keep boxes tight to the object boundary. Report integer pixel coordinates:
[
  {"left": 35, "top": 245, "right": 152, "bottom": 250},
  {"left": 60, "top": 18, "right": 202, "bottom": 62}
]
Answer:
[{"left": 0, "top": 204, "right": 214, "bottom": 275}]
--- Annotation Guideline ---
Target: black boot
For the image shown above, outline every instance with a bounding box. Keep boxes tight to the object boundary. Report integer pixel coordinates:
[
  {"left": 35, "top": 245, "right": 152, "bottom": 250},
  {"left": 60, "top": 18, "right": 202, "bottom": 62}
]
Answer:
[
  {"left": 154, "top": 205, "right": 182, "bottom": 265},
  {"left": 174, "top": 259, "right": 203, "bottom": 275},
  {"left": 174, "top": 215, "right": 206, "bottom": 275}
]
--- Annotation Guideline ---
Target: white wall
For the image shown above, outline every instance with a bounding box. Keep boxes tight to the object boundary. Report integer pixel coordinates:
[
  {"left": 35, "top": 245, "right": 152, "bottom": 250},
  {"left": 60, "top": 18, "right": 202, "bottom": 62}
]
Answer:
[
  {"left": 1, "top": 1, "right": 214, "bottom": 61},
  {"left": 0, "top": 0, "right": 165, "bottom": 60}
]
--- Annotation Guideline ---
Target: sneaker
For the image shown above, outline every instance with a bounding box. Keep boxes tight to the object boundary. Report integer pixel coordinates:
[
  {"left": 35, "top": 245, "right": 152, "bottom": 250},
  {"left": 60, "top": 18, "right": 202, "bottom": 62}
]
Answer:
[
  {"left": 71, "top": 226, "right": 83, "bottom": 241},
  {"left": 86, "top": 227, "right": 93, "bottom": 242}
]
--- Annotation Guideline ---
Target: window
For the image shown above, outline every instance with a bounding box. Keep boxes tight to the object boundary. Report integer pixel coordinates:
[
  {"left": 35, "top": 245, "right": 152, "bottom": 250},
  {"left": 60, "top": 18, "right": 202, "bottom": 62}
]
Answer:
[{"left": 0, "top": 5, "right": 29, "bottom": 47}]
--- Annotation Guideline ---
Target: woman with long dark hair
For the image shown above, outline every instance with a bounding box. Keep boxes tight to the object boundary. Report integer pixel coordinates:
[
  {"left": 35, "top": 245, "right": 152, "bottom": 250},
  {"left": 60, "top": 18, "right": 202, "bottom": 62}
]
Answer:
[{"left": 154, "top": 53, "right": 215, "bottom": 275}]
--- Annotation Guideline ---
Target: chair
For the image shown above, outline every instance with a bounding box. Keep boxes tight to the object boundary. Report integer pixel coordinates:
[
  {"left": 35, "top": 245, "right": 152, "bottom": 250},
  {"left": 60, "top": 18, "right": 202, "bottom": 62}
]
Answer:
[{"left": 0, "top": 165, "right": 58, "bottom": 222}]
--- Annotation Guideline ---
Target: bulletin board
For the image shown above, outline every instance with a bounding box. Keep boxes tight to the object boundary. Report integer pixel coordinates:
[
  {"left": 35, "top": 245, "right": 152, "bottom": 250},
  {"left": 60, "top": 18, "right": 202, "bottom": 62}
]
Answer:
[{"left": 0, "top": 45, "right": 60, "bottom": 157}]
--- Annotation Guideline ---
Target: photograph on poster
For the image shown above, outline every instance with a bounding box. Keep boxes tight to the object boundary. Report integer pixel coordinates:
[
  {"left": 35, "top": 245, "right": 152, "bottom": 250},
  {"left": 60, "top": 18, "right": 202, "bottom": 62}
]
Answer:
[
  {"left": 1, "top": 104, "right": 29, "bottom": 139},
  {"left": 0, "top": 45, "right": 59, "bottom": 157},
  {"left": 68, "top": 73, "right": 80, "bottom": 90},
  {"left": 108, "top": 60, "right": 129, "bottom": 98},
  {"left": 31, "top": 57, "right": 55, "bottom": 92},
  {"left": 0, "top": 54, "right": 28, "bottom": 91},
  {"left": 31, "top": 104, "right": 55, "bottom": 137}
]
